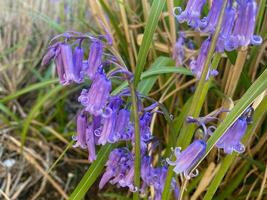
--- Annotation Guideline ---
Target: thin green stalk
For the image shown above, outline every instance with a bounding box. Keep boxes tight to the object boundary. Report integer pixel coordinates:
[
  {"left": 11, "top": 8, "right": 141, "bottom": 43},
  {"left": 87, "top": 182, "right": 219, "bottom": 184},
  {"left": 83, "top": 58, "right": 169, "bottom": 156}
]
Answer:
[
  {"left": 162, "top": 0, "right": 228, "bottom": 197},
  {"left": 129, "top": 81, "right": 141, "bottom": 200},
  {"left": 255, "top": 0, "right": 266, "bottom": 34}
]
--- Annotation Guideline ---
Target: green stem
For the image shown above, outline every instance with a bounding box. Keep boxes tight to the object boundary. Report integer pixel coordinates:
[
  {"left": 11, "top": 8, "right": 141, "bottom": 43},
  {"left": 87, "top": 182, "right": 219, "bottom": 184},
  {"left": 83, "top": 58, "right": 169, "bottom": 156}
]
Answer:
[
  {"left": 129, "top": 81, "right": 141, "bottom": 200},
  {"left": 162, "top": 0, "right": 228, "bottom": 198}
]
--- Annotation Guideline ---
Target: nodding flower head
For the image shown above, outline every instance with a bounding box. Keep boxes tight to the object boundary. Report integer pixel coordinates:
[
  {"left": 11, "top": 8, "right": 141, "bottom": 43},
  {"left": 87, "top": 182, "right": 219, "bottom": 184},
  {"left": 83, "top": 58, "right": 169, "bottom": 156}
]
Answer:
[
  {"left": 73, "top": 46, "right": 84, "bottom": 83},
  {"left": 99, "top": 148, "right": 136, "bottom": 191},
  {"left": 167, "top": 140, "right": 206, "bottom": 179},
  {"left": 173, "top": 32, "right": 185, "bottom": 66},
  {"left": 200, "top": 0, "right": 224, "bottom": 33},
  {"left": 78, "top": 71, "right": 112, "bottom": 117},
  {"left": 86, "top": 39, "right": 104, "bottom": 79},
  {"left": 141, "top": 156, "right": 179, "bottom": 200},
  {"left": 189, "top": 38, "right": 218, "bottom": 79},
  {"left": 216, "top": 4, "right": 236, "bottom": 52},
  {"left": 215, "top": 116, "right": 248, "bottom": 154},
  {"left": 173, "top": 0, "right": 207, "bottom": 28},
  {"left": 41, "top": 46, "right": 57, "bottom": 67},
  {"left": 73, "top": 112, "right": 87, "bottom": 149},
  {"left": 226, "top": 0, "right": 262, "bottom": 50},
  {"left": 108, "top": 109, "right": 133, "bottom": 143}
]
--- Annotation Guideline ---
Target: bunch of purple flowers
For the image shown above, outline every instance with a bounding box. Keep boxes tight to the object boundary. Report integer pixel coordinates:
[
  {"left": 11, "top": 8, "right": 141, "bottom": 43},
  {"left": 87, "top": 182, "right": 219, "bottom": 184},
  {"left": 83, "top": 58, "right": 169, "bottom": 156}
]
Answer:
[
  {"left": 173, "top": 0, "right": 262, "bottom": 79},
  {"left": 42, "top": 31, "right": 179, "bottom": 199}
]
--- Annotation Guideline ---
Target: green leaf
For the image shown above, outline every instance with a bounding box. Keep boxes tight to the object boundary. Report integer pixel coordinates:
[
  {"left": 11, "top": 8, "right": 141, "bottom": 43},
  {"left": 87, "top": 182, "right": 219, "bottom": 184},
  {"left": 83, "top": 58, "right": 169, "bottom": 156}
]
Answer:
[
  {"left": 0, "top": 103, "right": 19, "bottom": 122},
  {"left": 30, "top": 10, "right": 65, "bottom": 32},
  {"left": 133, "top": 0, "right": 166, "bottom": 86},
  {"left": 113, "top": 57, "right": 190, "bottom": 95},
  {"left": 0, "top": 79, "right": 58, "bottom": 103},
  {"left": 141, "top": 66, "right": 192, "bottom": 78}
]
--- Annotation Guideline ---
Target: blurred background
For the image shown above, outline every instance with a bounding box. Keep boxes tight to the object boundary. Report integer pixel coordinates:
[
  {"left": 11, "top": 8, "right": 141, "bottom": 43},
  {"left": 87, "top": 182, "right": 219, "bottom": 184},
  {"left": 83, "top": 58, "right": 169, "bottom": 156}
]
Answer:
[{"left": 0, "top": 0, "right": 267, "bottom": 200}]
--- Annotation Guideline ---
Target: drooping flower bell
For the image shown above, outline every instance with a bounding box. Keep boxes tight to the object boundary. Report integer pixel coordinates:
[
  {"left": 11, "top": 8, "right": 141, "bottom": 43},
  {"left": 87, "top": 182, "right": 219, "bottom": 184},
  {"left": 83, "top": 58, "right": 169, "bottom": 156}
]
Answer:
[
  {"left": 167, "top": 140, "right": 206, "bottom": 179},
  {"left": 73, "top": 112, "right": 87, "bottom": 149},
  {"left": 108, "top": 109, "right": 133, "bottom": 143},
  {"left": 86, "top": 39, "right": 104, "bottom": 79},
  {"left": 78, "top": 70, "right": 112, "bottom": 117},
  {"left": 173, "top": 0, "right": 207, "bottom": 28},
  {"left": 99, "top": 148, "right": 135, "bottom": 191},
  {"left": 225, "top": 0, "right": 262, "bottom": 51},
  {"left": 72, "top": 45, "right": 84, "bottom": 83},
  {"left": 214, "top": 113, "right": 250, "bottom": 154},
  {"left": 200, "top": 0, "right": 224, "bottom": 33},
  {"left": 216, "top": 4, "right": 236, "bottom": 52},
  {"left": 141, "top": 156, "right": 179, "bottom": 200},
  {"left": 189, "top": 38, "right": 218, "bottom": 79},
  {"left": 172, "top": 32, "right": 185, "bottom": 66}
]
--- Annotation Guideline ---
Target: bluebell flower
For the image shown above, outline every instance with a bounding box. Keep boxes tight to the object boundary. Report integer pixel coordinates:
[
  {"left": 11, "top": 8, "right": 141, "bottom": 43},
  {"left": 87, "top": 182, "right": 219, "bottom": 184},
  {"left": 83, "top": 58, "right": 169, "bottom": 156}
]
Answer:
[
  {"left": 225, "top": 0, "right": 262, "bottom": 51},
  {"left": 99, "top": 148, "right": 135, "bottom": 191},
  {"left": 72, "top": 45, "right": 84, "bottom": 83},
  {"left": 172, "top": 32, "right": 185, "bottom": 66},
  {"left": 78, "top": 71, "right": 112, "bottom": 117},
  {"left": 86, "top": 39, "right": 104, "bottom": 79},
  {"left": 215, "top": 116, "right": 248, "bottom": 154},
  {"left": 41, "top": 46, "right": 57, "bottom": 67},
  {"left": 173, "top": 0, "right": 207, "bottom": 28},
  {"left": 216, "top": 4, "right": 236, "bottom": 52},
  {"left": 189, "top": 38, "right": 218, "bottom": 79},
  {"left": 73, "top": 112, "right": 87, "bottom": 149},
  {"left": 141, "top": 156, "right": 179, "bottom": 200},
  {"left": 167, "top": 140, "right": 206, "bottom": 179},
  {"left": 109, "top": 109, "right": 133, "bottom": 143},
  {"left": 200, "top": 0, "right": 224, "bottom": 33}
]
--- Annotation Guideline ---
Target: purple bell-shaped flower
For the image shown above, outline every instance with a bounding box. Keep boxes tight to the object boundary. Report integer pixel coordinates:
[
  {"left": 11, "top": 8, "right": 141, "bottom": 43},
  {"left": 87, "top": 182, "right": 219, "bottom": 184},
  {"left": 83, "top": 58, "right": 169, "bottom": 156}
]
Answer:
[
  {"left": 189, "top": 38, "right": 218, "bottom": 79},
  {"left": 173, "top": 0, "right": 207, "bottom": 28},
  {"left": 78, "top": 71, "right": 112, "bottom": 117},
  {"left": 86, "top": 39, "right": 104, "bottom": 79},
  {"left": 215, "top": 116, "right": 247, "bottom": 154},
  {"left": 167, "top": 140, "right": 206, "bottom": 179}
]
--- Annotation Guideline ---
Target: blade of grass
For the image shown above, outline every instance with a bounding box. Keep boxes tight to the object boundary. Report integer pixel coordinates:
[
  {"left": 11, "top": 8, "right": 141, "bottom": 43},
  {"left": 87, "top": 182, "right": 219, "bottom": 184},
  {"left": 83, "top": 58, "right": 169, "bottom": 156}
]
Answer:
[
  {"left": 0, "top": 79, "right": 58, "bottom": 103},
  {"left": 133, "top": 0, "right": 166, "bottom": 86},
  {"left": 21, "top": 85, "right": 63, "bottom": 148}
]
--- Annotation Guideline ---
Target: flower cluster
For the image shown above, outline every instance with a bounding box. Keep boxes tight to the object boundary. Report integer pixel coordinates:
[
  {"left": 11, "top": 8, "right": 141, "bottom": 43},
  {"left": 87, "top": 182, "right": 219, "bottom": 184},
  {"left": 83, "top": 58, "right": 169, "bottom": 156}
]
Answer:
[
  {"left": 42, "top": 31, "right": 179, "bottom": 199},
  {"left": 167, "top": 107, "right": 253, "bottom": 178},
  {"left": 173, "top": 0, "right": 262, "bottom": 79}
]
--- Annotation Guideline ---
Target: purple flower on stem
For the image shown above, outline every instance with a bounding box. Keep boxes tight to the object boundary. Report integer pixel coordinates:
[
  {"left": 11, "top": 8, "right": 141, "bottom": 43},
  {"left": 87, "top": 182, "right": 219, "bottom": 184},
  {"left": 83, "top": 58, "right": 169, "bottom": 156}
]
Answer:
[
  {"left": 98, "top": 112, "right": 116, "bottom": 145},
  {"left": 173, "top": 0, "right": 207, "bottom": 28},
  {"left": 200, "top": 0, "right": 224, "bottom": 33},
  {"left": 73, "top": 46, "right": 84, "bottom": 83},
  {"left": 215, "top": 116, "right": 248, "bottom": 154},
  {"left": 109, "top": 109, "right": 133, "bottom": 142},
  {"left": 226, "top": 0, "right": 262, "bottom": 50},
  {"left": 167, "top": 140, "right": 206, "bottom": 179},
  {"left": 216, "top": 4, "right": 236, "bottom": 52},
  {"left": 73, "top": 112, "right": 87, "bottom": 149},
  {"left": 172, "top": 32, "right": 185, "bottom": 66},
  {"left": 41, "top": 47, "right": 57, "bottom": 67},
  {"left": 99, "top": 148, "right": 135, "bottom": 191},
  {"left": 189, "top": 38, "right": 218, "bottom": 79},
  {"left": 86, "top": 39, "right": 104, "bottom": 79},
  {"left": 78, "top": 71, "right": 112, "bottom": 117},
  {"left": 141, "top": 156, "right": 179, "bottom": 199}
]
